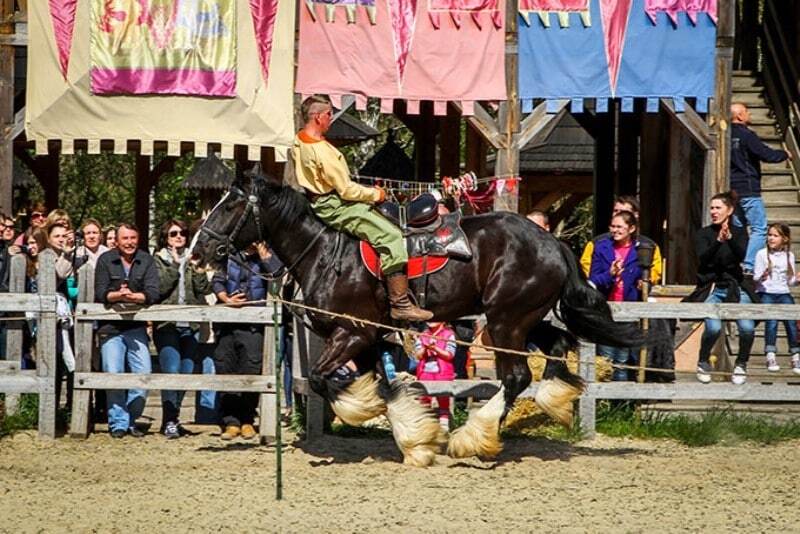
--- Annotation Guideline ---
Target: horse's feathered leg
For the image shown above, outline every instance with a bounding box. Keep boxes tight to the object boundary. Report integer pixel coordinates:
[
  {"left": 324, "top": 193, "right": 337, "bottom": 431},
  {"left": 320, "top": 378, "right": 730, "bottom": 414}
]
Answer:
[
  {"left": 527, "top": 323, "right": 586, "bottom": 426},
  {"left": 448, "top": 324, "right": 530, "bottom": 459},
  {"left": 309, "top": 328, "right": 387, "bottom": 427}
]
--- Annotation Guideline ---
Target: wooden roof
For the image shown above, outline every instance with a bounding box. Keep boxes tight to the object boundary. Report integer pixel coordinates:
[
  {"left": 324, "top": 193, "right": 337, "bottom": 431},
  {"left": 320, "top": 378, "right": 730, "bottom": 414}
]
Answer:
[
  {"left": 518, "top": 113, "right": 594, "bottom": 174},
  {"left": 359, "top": 130, "right": 414, "bottom": 180},
  {"left": 182, "top": 152, "right": 235, "bottom": 190}
]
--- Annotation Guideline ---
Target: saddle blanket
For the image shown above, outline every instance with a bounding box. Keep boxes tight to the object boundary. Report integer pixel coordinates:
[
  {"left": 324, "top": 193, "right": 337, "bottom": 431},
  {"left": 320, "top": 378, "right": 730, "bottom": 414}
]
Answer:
[{"left": 359, "top": 242, "right": 449, "bottom": 280}]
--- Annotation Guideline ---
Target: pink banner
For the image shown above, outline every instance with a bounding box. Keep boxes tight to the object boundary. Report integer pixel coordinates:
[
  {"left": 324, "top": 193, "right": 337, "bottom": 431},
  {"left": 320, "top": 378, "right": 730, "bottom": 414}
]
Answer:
[{"left": 296, "top": 0, "right": 506, "bottom": 108}]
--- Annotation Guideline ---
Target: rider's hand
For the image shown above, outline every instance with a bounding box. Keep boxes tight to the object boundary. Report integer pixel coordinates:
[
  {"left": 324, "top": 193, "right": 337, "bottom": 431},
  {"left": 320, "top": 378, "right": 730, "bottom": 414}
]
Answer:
[{"left": 375, "top": 187, "right": 386, "bottom": 203}]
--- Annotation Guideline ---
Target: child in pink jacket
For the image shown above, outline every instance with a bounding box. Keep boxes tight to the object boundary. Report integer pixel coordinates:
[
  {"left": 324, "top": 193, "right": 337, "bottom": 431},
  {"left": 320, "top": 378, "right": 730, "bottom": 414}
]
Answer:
[{"left": 414, "top": 322, "right": 456, "bottom": 431}]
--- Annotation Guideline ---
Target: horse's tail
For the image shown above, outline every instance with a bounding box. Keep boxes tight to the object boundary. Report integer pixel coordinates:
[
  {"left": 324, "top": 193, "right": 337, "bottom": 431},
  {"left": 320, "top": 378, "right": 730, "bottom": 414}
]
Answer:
[{"left": 557, "top": 241, "right": 645, "bottom": 348}]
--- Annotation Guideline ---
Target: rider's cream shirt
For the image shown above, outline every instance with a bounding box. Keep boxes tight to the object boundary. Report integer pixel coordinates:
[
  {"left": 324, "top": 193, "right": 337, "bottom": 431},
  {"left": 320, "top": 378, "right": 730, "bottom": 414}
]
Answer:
[{"left": 291, "top": 131, "right": 381, "bottom": 204}]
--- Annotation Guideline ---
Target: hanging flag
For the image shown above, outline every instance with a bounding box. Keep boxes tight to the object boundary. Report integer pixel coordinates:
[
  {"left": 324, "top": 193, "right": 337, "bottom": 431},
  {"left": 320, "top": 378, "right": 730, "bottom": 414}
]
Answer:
[
  {"left": 90, "top": 0, "right": 237, "bottom": 96},
  {"left": 250, "top": 0, "right": 280, "bottom": 87},
  {"left": 644, "top": 0, "right": 717, "bottom": 25}
]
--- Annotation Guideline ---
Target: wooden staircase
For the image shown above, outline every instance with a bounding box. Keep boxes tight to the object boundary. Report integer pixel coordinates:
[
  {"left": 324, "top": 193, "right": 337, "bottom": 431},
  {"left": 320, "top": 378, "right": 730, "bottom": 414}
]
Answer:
[{"left": 728, "top": 70, "right": 800, "bottom": 383}]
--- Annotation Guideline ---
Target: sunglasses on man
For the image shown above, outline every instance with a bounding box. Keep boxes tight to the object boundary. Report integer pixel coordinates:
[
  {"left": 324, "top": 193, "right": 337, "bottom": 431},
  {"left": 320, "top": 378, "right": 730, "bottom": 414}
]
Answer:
[
  {"left": 169, "top": 230, "right": 188, "bottom": 238},
  {"left": 30, "top": 212, "right": 45, "bottom": 219}
]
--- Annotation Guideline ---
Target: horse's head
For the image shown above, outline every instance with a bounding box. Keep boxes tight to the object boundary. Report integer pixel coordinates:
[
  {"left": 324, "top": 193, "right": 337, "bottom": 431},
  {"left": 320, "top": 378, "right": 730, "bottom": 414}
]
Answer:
[{"left": 191, "top": 169, "right": 274, "bottom": 269}]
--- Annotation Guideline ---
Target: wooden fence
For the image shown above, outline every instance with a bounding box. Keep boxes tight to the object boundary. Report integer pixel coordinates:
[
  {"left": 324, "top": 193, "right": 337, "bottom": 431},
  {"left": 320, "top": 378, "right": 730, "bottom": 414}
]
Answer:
[
  {"left": 1, "top": 254, "right": 281, "bottom": 442},
  {"left": 0, "top": 251, "right": 59, "bottom": 437}
]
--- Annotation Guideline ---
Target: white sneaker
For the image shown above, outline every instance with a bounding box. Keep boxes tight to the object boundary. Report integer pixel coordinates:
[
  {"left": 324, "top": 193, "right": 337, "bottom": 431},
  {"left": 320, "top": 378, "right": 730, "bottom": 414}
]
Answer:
[
  {"left": 766, "top": 352, "right": 780, "bottom": 372},
  {"left": 696, "top": 363, "right": 712, "bottom": 384},
  {"left": 792, "top": 354, "right": 800, "bottom": 376},
  {"left": 731, "top": 366, "right": 747, "bottom": 385}
]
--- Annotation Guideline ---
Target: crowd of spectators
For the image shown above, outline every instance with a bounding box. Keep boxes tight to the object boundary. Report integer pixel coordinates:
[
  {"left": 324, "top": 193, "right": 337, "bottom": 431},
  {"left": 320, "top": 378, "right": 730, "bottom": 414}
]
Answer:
[{"left": 0, "top": 204, "right": 289, "bottom": 440}]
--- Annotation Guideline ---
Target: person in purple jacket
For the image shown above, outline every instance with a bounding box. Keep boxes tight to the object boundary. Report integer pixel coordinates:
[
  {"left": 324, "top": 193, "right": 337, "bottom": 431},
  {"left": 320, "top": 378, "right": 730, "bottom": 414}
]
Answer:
[
  {"left": 589, "top": 211, "right": 645, "bottom": 381},
  {"left": 730, "top": 102, "right": 792, "bottom": 273}
]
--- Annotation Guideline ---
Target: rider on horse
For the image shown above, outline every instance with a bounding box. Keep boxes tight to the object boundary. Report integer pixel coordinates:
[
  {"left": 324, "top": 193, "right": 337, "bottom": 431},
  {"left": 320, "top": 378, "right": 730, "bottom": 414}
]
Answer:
[{"left": 291, "top": 95, "right": 433, "bottom": 322}]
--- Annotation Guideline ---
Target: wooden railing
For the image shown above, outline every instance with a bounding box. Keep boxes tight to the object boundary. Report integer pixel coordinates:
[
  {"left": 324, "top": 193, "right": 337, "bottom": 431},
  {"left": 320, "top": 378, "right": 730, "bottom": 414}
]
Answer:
[{"left": 761, "top": 0, "right": 800, "bottom": 187}]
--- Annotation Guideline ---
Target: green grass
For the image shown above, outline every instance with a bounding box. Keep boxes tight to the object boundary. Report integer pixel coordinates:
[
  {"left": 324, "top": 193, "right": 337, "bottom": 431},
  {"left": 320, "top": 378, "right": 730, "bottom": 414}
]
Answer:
[
  {"left": 596, "top": 401, "right": 800, "bottom": 447},
  {"left": 0, "top": 394, "right": 39, "bottom": 437}
]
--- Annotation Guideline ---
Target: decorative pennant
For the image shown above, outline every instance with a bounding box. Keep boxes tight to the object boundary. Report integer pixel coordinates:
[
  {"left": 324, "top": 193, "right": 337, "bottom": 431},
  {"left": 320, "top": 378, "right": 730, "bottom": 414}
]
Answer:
[
  {"left": 250, "top": 0, "right": 280, "bottom": 87},
  {"left": 519, "top": 0, "right": 591, "bottom": 27},
  {"left": 48, "top": 0, "right": 78, "bottom": 79},
  {"left": 306, "top": 0, "right": 378, "bottom": 24},
  {"left": 428, "top": 0, "right": 502, "bottom": 30},
  {"left": 600, "top": 0, "right": 632, "bottom": 95},
  {"left": 645, "top": 0, "right": 717, "bottom": 26},
  {"left": 389, "top": 0, "right": 419, "bottom": 82}
]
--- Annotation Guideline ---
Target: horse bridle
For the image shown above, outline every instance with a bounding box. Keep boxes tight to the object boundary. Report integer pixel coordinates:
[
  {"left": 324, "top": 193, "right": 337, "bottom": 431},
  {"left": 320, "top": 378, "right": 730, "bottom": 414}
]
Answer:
[
  {"left": 200, "top": 182, "right": 265, "bottom": 261},
  {"left": 199, "top": 179, "right": 326, "bottom": 281}
]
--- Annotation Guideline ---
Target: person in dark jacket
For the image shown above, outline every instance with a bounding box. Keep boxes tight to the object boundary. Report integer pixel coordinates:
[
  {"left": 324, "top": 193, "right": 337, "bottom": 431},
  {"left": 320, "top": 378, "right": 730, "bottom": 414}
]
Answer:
[
  {"left": 730, "top": 102, "right": 792, "bottom": 272},
  {"left": 689, "top": 192, "right": 758, "bottom": 385},
  {"left": 95, "top": 223, "right": 160, "bottom": 438},
  {"left": 153, "top": 219, "right": 215, "bottom": 438},
  {"left": 211, "top": 242, "right": 283, "bottom": 441},
  {"left": 589, "top": 211, "right": 645, "bottom": 381}
]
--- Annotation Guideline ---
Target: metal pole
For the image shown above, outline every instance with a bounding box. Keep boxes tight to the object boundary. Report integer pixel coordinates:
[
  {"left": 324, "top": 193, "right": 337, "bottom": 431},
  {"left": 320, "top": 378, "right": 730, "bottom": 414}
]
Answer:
[{"left": 273, "top": 297, "right": 283, "bottom": 500}]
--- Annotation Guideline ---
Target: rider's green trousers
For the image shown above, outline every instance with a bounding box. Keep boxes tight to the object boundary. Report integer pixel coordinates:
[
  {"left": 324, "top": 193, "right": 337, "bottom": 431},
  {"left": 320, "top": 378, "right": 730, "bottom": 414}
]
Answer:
[{"left": 312, "top": 194, "right": 407, "bottom": 275}]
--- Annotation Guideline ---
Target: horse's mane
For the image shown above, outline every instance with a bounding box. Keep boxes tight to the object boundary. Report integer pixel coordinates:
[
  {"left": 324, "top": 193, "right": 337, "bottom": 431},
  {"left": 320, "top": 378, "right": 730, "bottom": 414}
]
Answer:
[{"left": 262, "top": 180, "right": 322, "bottom": 228}]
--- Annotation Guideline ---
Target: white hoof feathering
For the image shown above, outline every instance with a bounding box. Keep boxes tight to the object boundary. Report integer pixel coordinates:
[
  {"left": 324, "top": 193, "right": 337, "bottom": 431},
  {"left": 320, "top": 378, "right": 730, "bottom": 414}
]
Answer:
[
  {"left": 385, "top": 385, "right": 446, "bottom": 467},
  {"left": 330, "top": 372, "right": 387, "bottom": 427},
  {"left": 447, "top": 388, "right": 505, "bottom": 459},
  {"left": 535, "top": 377, "right": 582, "bottom": 426}
]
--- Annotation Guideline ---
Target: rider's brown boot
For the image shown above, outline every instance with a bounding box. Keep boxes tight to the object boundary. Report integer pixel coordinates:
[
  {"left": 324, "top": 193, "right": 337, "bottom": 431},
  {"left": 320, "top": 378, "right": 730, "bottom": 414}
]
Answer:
[{"left": 386, "top": 272, "right": 434, "bottom": 322}]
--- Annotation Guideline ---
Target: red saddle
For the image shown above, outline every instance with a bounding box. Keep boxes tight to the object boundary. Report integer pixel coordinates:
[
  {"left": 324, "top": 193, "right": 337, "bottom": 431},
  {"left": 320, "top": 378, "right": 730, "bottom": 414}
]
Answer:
[{"left": 359, "top": 242, "right": 449, "bottom": 280}]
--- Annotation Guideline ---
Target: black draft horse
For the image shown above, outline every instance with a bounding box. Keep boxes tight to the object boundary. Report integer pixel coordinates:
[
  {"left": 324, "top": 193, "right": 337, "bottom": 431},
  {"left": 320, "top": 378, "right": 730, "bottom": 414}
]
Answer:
[{"left": 192, "top": 172, "right": 642, "bottom": 466}]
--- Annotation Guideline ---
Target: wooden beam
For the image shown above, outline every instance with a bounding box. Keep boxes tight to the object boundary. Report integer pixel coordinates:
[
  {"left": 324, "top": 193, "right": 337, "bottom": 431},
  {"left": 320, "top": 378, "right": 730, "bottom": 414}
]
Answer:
[
  {"left": 660, "top": 98, "right": 714, "bottom": 150},
  {"left": 522, "top": 174, "right": 592, "bottom": 194},
  {"left": 76, "top": 302, "right": 278, "bottom": 324},
  {"left": 712, "top": 0, "right": 735, "bottom": 195},
  {"left": 493, "top": 0, "right": 520, "bottom": 212},
  {"left": 517, "top": 100, "right": 567, "bottom": 148},
  {"left": 438, "top": 105, "right": 460, "bottom": 177},
  {"left": 0, "top": 0, "right": 12, "bottom": 215},
  {"left": 465, "top": 122, "right": 488, "bottom": 176},
  {"left": 74, "top": 373, "right": 277, "bottom": 393},
  {"left": 666, "top": 118, "right": 694, "bottom": 284},
  {"left": 451, "top": 101, "right": 503, "bottom": 150}
]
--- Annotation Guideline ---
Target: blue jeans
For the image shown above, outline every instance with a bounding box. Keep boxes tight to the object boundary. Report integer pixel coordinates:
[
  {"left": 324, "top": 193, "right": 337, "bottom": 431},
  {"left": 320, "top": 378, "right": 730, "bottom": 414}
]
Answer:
[
  {"left": 101, "top": 327, "right": 152, "bottom": 432},
  {"left": 699, "top": 287, "right": 756, "bottom": 366},
  {"left": 759, "top": 293, "right": 800, "bottom": 354},
  {"left": 598, "top": 344, "right": 638, "bottom": 381},
  {"left": 733, "top": 196, "right": 767, "bottom": 271},
  {"left": 154, "top": 326, "right": 216, "bottom": 424}
]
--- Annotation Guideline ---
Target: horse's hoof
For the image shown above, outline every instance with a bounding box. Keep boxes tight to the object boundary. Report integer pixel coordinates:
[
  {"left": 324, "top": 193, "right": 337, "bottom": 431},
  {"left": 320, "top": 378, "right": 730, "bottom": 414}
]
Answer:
[
  {"left": 446, "top": 389, "right": 505, "bottom": 459},
  {"left": 385, "top": 382, "right": 446, "bottom": 467},
  {"left": 330, "top": 372, "right": 387, "bottom": 427},
  {"left": 447, "top": 422, "right": 503, "bottom": 459}
]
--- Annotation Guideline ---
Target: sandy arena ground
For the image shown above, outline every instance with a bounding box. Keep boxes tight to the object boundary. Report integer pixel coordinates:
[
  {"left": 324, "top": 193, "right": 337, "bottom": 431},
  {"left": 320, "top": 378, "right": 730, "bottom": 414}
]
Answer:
[{"left": 1, "top": 427, "right": 798, "bottom": 533}]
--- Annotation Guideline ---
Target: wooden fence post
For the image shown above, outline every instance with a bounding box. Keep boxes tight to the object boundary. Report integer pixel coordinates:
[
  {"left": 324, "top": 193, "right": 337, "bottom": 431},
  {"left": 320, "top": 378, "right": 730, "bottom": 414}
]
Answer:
[
  {"left": 70, "top": 263, "right": 94, "bottom": 438},
  {"left": 259, "top": 310, "right": 277, "bottom": 443},
  {"left": 35, "top": 249, "right": 57, "bottom": 438},
  {"left": 3, "top": 254, "right": 26, "bottom": 413},
  {"left": 293, "top": 315, "right": 325, "bottom": 440},
  {"left": 578, "top": 341, "right": 596, "bottom": 438}
]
